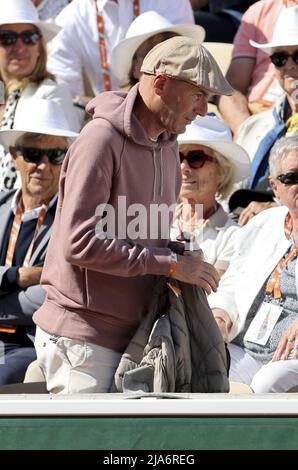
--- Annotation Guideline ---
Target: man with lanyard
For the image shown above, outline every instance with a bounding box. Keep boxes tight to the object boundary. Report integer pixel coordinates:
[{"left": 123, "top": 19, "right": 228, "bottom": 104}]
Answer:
[
  {"left": 47, "top": 0, "right": 195, "bottom": 113},
  {"left": 0, "top": 99, "right": 78, "bottom": 385},
  {"left": 209, "top": 135, "right": 298, "bottom": 393}
]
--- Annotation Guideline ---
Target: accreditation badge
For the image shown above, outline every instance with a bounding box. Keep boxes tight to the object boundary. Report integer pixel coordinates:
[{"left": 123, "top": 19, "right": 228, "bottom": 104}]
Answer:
[{"left": 244, "top": 301, "right": 283, "bottom": 346}]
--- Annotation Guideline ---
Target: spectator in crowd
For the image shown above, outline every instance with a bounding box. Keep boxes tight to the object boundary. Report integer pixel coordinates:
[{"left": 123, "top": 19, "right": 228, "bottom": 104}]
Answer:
[
  {"left": 218, "top": 0, "right": 298, "bottom": 138},
  {"left": 190, "top": 0, "right": 256, "bottom": 43},
  {"left": 110, "top": 10, "right": 205, "bottom": 90},
  {"left": 171, "top": 114, "right": 250, "bottom": 277},
  {"left": 31, "top": 0, "right": 69, "bottom": 21},
  {"left": 33, "top": 36, "right": 233, "bottom": 394},
  {"left": 230, "top": 5, "right": 298, "bottom": 225},
  {"left": 209, "top": 135, "right": 298, "bottom": 393},
  {"left": 0, "top": 0, "right": 80, "bottom": 192},
  {"left": 0, "top": 98, "right": 78, "bottom": 385},
  {"left": 48, "top": 0, "right": 195, "bottom": 110}
]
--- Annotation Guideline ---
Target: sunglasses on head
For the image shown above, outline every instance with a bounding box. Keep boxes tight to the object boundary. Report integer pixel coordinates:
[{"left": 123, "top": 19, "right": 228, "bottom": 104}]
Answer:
[
  {"left": 270, "top": 50, "right": 298, "bottom": 68},
  {"left": 15, "top": 146, "right": 67, "bottom": 165},
  {"left": 276, "top": 171, "right": 298, "bottom": 185},
  {"left": 179, "top": 149, "right": 215, "bottom": 169},
  {"left": 0, "top": 29, "right": 42, "bottom": 47}
]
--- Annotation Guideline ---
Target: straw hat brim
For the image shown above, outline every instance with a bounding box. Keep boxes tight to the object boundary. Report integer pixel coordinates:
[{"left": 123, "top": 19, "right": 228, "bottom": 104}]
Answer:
[
  {"left": 0, "top": 127, "right": 78, "bottom": 150},
  {"left": 111, "top": 24, "right": 205, "bottom": 84},
  {"left": 1, "top": 20, "right": 61, "bottom": 43},
  {"left": 249, "top": 38, "right": 298, "bottom": 55},
  {"left": 178, "top": 138, "right": 251, "bottom": 183}
]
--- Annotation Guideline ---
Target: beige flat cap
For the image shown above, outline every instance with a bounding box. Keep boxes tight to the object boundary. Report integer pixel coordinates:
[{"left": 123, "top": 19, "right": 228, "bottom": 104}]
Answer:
[{"left": 141, "top": 36, "right": 234, "bottom": 96}]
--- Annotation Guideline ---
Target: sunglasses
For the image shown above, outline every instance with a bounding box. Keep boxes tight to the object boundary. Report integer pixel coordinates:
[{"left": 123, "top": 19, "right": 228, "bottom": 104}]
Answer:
[
  {"left": 276, "top": 171, "right": 298, "bottom": 185},
  {"left": 270, "top": 50, "right": 298, "bottom": 68},
  {"left": 179, "top": 150, "right": 215, "bottom": 169},
  {"left": 16, "top": 146, "right": 67, "bottom": 165},
  {"left": 0, "top": 29, "right": 42, "bottom": 47}
]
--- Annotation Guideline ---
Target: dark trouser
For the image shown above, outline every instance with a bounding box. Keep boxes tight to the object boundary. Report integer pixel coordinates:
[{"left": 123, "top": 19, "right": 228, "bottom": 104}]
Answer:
[
  {"left": 193, "top": 11, "right": 240, "bottom": 43},
  {"left": 0, "top": 329, "right": 36, "bottom": 385}
]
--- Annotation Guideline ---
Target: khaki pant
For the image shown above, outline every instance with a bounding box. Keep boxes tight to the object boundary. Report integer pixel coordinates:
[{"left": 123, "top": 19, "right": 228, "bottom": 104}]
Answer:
[{"left": 34, "top": 326, "right": 121, "bottom": 394}]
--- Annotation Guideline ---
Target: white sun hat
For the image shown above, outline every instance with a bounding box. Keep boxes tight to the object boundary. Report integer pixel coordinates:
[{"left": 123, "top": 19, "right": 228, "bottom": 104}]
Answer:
[
  {"left": 110, "top": 10, "right": 205, "bottom": 84},
  {"left": 177, "top": 114, "right": 250, "bottom": 184},
  {"left": 249, "top": 6, "right": 298, "bottom": 55},
  {"left": 0, "top": 99, "right": 79, "bottom": 149},
  {"left": 0, "top": 0, "right": 61, "bottom": 43}
]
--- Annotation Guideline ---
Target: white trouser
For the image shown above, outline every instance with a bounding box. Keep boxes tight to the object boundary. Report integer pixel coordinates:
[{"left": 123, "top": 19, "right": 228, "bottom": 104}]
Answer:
[
  {"left": 34, "top": 326, "right": 121, "bottom": 394},
  {"left": 228, "top": 343, "right": 298, "bottom": 393}
]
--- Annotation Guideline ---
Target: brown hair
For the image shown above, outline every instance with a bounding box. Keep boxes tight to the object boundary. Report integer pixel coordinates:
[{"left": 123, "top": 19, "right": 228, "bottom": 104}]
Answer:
[{"left": 121, "top": 31, "right": 179, "bottom": 90}]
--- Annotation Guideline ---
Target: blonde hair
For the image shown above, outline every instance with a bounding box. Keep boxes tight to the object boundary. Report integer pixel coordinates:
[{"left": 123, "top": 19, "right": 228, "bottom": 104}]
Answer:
[
  {"left": 214, "top": 150, "right": 234, "bottom": 200},
  {"left": 3, "top": 34, "right": 55, "bottom": 98}
]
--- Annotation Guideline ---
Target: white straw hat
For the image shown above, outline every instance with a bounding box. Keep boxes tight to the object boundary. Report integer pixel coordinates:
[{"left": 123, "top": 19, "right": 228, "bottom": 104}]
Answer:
[
  {"left": 0, "top": 0, "right": 61, "bottom": 43},
  {"left": 110, "top": 10, "right": 205, "bottom": 84},
  {"left": 250, "top": 6, "right": 298, "bottom": 55},
  {"left": 177, "top": 114, "right": 250, "bottom": 183},
  {"left": 0, "top": 99, "right": 79, "bottom": 149}
]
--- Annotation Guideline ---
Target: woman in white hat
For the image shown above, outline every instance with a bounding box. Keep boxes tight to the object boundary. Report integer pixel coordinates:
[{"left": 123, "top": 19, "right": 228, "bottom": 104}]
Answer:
[
  {"left": 236, "top": 5, "right": 298, "bottom": 225},
  {"left": 110, "top": 10, "right": 205, "bottom": 90},
  {"left": 171, "top": 114, "right": 250, "bottom": 277},
  {"left": 0, "top": 0, "right": 80, "bottom": 192}
]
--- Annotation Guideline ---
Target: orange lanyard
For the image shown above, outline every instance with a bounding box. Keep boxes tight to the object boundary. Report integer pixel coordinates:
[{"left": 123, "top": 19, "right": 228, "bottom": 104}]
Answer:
[
  {"left": 94, "top": 0, "right": 140, "bottom": 91},
  {"left": 5, "top": 198, "right": 48, "bottom": 268},
  {"left": 265, "top": 213, "right": 298, "bottom": 299}
]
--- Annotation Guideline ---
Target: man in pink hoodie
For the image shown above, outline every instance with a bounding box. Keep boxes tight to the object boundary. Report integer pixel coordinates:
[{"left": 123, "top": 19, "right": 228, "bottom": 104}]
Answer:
[{"left": 33, "top": 36, "right": 234, "bottom": 393}]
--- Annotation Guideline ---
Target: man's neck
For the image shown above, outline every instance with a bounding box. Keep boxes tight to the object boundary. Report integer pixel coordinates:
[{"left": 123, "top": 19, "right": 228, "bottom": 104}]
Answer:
[
  {"left": 133, "top": 93, "right": 164, "bottom": 141},
  {"left": 21, "top": 193, "right": 51, "bottom": 211}
]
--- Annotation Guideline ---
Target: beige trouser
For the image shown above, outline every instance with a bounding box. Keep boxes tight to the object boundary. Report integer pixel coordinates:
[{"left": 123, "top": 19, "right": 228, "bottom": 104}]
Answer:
[{"left": 34, "top": 326, "right": 121, "bottom": 394}]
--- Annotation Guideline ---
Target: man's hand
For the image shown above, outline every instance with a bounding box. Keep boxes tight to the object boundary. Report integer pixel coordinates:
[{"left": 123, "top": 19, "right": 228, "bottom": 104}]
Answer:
[
  {"left": 173, "top": 250, "right": 219, "bottom": 294},
  {"left": 238, "top": 201, "right": 276, "bottom": 226},
  {"left": 17, "top": 267, "right": 43, "bottom": 289}
]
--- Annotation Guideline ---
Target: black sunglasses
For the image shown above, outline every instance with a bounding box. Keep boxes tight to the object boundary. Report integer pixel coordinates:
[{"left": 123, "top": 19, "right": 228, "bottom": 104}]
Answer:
[
  {"left": 276, "top": 171, "right": 298, "bottom": 185},
  {"left": 270, "top": 50, "right": 298, "bottom": 68},
  {"left": 16, "top": 146, "right": 67, "bottom": 165},
  {"left": 179, "top": 149, "right": 215, "bottom": 169},
  {"left": 0, "top": 29, "right": 42, "bottom": 47}
]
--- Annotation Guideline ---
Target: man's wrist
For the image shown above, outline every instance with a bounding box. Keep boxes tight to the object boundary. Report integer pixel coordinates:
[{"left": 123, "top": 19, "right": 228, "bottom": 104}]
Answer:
[{"left": 168, "top": 251, "right": 177, "bottom": 278}]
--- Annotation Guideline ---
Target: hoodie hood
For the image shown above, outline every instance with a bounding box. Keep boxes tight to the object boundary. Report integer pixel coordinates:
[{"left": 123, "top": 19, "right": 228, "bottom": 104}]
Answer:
[{"left": 86, "top": 83, "right": 177, "bottom": 149}]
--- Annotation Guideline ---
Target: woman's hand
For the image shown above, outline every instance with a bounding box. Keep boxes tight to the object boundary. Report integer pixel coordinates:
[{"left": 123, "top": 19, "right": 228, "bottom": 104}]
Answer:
[{"left": 272, "top": 318, "right": 298, "bottom": 361}]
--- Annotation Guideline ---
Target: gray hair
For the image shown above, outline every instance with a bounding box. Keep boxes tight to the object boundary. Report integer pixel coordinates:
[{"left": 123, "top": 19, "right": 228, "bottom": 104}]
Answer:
[
  {"left": 15, "top": 132, "right": 70, "bottom": 148},
  {"left": 269, "top": 135, "right": 298, "bottom": 178}
]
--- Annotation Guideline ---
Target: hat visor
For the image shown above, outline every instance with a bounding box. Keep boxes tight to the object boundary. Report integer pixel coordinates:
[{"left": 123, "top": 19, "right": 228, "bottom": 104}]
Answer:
[
  {"left": 0, "top": 20, "right": 61, "bottom": 42},
  {"left": 111, "top": 24, "right": 205, "bottom": 84},
  {"left": 177, "top": 138, "right": 250, "bottom": 183},
  {"left": 0, "top": 127, "right": 78, "bottom": 151},
  {"left": 249, "top": 38, "right": 298, "bottom": 55}
]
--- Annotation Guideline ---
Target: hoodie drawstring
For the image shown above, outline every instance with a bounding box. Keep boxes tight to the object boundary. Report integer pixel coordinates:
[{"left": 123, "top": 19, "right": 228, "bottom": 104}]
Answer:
[
  {"left": 151, "top": 147, "right": 164, "bottom": 201},
  {"left": 152, "top": 148, "right": 157, "bottom": 202}
]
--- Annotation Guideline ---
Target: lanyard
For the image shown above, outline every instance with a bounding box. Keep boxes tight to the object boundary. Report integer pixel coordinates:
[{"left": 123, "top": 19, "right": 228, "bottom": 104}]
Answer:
[
  {"left": 5, "top": 198, "right": 48, "bottom": 268},
  {"left": 265, "top": 213, "right": 298, "bottom": 299},
  {"left": 94, "top": 0, "right": 140, "bottom": 91}
]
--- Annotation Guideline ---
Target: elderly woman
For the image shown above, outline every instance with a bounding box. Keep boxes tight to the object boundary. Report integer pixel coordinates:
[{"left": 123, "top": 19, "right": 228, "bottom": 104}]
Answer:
[
  {"left": 209, "top": 135, "right": 298, "bottom": 393},
  {"left": 0, "top": 0, "right": 80, "bottom": 192},
  {"left": 171, "top": 115, "right": 250, "bottom": 277},
  {"left": 110, "top": 10, "right": 205, "bottom": 90},
  {"left": 235, "top": 5, "right": 298, "bottom": 225}
]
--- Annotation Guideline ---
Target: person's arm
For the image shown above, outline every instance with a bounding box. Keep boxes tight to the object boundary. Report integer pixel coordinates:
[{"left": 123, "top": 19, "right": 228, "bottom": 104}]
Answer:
[
  {"left": 0, "top": 284, "right": 46, "bottom": 326},
  {"left": 218, "top": 58, "right": 255, "bottom": 138},
  {"left": 57, "top": 122, "right": 219, "bottom": 292}
]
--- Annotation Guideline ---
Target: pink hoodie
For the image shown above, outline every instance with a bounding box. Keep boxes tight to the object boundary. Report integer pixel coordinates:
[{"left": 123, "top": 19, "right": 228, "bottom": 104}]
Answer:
[{"left": 33, "top": 84, "right": 181, "bottom": 352}]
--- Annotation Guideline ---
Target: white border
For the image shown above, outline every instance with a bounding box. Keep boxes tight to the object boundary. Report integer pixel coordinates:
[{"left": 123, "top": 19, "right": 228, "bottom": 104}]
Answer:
[{"left": 0, "top": 394, "right": 298, "bottom": 416}]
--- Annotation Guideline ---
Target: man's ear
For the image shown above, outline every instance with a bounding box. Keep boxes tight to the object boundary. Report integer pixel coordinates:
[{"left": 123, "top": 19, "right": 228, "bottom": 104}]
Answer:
[
  {"left": 153, "top": 74, "right": 167, "bottom": 96},
  {"left": 269, "top": 177, "right": 278, "bottom": 198}
]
